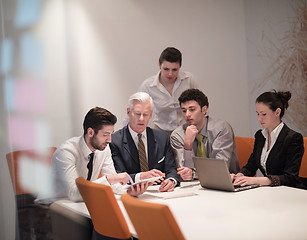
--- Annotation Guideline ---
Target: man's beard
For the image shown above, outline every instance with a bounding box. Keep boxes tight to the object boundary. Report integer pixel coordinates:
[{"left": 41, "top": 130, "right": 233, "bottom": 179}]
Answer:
[{"left": 90, "top": 135, "right": 106, "bottom": 151}]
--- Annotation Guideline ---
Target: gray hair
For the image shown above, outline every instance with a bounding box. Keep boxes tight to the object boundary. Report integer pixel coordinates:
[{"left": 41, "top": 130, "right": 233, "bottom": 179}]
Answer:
[{"left": 127, "top": 92, "right": 154, "bottom": 111}]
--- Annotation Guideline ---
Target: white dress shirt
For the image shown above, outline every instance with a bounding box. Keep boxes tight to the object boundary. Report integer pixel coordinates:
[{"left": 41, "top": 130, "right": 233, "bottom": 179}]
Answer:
[
  {"left": 138, "top": 71, "right": 199, "bottom": 132},
  {"left": 260, "top": 122, "right": 284, "bottom": 174},
  {"left": 49, "top": 136, "right": 126, "bottom": 202}
]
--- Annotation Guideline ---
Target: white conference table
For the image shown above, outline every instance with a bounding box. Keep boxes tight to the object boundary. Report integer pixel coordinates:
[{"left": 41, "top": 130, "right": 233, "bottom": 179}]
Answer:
[{"left": 55, "top": 181, "right": 307, "bottom": 240}]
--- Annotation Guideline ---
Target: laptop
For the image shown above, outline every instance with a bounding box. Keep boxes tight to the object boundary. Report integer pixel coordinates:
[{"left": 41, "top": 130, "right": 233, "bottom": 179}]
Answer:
[{"left": 193, "top": 157, "right": 260, "bottom": 192}]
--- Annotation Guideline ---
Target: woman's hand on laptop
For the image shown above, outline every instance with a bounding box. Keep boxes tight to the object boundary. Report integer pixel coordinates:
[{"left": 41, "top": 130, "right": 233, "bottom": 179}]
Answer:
[
  {"left": 232, "top": 173, "right": 260, "bottom": 186},
  {"left": 233, "top": 174, "right": 272, "bottom": 186},
  {"left": 230, "top": 173, "right": 244, "bottom": 183}
]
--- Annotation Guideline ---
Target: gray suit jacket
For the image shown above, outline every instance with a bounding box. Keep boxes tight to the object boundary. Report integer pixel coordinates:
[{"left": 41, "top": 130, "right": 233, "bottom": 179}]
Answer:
[{"left": 170, "top": 116, "right": 240, "bottom": 173}]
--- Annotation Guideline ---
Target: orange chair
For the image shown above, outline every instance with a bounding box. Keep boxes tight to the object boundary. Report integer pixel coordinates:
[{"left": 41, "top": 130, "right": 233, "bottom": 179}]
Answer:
[
  {"left": 6, "top": 147, "right": 56, "bottom": 196},
  {"left": 6, "top": 147, "right": 57, "bottom": 239},
  {"left": 75, "top": 177, "right": 132, "bottom": 240},
  {"left": 299, "top": 137, "right": 307, "bottom": 178},
  {"left": 234, "top": 137, "right": 255, "bottom": 169},
  {"left": 121, "top": 193, "right": 185, "bottom": 240}
]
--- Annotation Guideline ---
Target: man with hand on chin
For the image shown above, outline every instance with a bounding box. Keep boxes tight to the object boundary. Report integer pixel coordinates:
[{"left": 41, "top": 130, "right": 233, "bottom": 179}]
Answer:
[
  {"left": 110, "top": 92, "right": 180, "bottom": 192},
  {"left": 170, "top": 89, "right": 239, "bottom": 181}
]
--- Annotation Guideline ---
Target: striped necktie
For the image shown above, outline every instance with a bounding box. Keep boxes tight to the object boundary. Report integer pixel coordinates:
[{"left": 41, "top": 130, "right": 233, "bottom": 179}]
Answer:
[{"left": 138, "top": 133, "right": 149, "bottom": 172}]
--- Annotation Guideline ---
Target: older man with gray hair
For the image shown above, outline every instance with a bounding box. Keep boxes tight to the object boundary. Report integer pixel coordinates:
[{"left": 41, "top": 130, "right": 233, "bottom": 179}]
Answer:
[{"left": 110, "top": 92, "right": 180, "bottom": 192}]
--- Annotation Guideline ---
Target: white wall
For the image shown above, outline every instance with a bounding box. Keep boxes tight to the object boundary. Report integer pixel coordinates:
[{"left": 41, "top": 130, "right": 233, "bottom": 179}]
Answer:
[
  {"left": 245, "top": 0, "right": 306, "bottom": 136},
  {"left": 64, "top": 0, "right": 250, "bottom": 138}
]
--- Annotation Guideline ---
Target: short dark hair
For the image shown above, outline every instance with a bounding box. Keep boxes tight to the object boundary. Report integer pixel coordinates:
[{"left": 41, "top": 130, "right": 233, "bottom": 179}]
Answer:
[
  {"left": 159, "top": 47, "right": 182, "bottom": 66},
  {"left": 83, "top": 107, "right": 117, "bottom": 135},
  {"left": 256, "top": 90, "right": 291, "bottom": 119},
  {"left": 178, "top": 88, "right": 209, "bottom": 108}
]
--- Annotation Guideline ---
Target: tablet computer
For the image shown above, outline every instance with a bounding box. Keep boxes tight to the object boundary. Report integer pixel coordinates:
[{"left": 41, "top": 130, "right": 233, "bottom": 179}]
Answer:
[{"left": 125, "top": 176, "right": 163, "bottom": 188}]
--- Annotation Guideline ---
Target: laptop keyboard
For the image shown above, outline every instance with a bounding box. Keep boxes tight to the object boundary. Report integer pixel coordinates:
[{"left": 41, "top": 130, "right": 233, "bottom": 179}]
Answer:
[{"left": 234, "top": 184, "right": 259, "bottom": 191}]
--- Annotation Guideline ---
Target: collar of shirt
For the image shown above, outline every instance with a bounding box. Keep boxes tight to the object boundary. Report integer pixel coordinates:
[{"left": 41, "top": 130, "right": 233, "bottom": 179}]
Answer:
[
  {"left": 80, "top": 135, "right": 94, "bottom": 161},
  {"left": 260, "top": 122, "right": 284, "bottom": 173},
  {"left": 261, "top": 121, "right": 284, "bottom": 143},
  {"left": 128, "top": 125, "right": 147, "bottom": 146},
  {"left": 198, "top": 115, "right": 209, "bottom": 138},
  {"left": 150, "top": 71, "right": 162, "bottom": 87},
  {"left": 150, "top": 70, "right": 187, "bottom": 88}
]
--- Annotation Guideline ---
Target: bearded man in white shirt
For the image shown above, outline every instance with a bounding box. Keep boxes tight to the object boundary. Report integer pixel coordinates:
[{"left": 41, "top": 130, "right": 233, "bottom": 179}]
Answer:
[{"left": 49, "top": 107, "right": 148, "bottom": 202}]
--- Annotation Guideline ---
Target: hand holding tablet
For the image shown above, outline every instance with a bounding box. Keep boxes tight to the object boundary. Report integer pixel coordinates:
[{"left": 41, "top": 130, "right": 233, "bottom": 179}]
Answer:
[
  {"left": 134, "top": 176, "right": 163, "bottom": 185},
  {"left": 125, "top": 176, "right": 163, "bottom": 189}
]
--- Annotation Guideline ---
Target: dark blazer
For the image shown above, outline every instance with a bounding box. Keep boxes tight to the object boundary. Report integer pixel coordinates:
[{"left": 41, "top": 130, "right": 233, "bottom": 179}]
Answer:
[
  {"left": 109, "top": 125, "right": 180, "bottom": 184},
  {"left": 241, "top": 124, "right": 304, "bottom": 187}
]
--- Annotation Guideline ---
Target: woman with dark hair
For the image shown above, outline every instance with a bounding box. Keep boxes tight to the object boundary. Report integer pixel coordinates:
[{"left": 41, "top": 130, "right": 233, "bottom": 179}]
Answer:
[{"left": 231, "top": 90, "right": 304, "bottom": 187}]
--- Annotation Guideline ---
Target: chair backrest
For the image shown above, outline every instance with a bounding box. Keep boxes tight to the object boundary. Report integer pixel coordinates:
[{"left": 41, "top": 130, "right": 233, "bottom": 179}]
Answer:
[
  {"left": 6, "top": 147, "right": 57, "bottom": 195},
  {"left": 121, "top": 193, "right": 185, "bottom": 240},
  {"left": 299, "top": 137, "right": 307, "bottom": 178},
  {"left": 75, "top": 177, "right": 131, "bottom": 239},
  {"left": 234, "top": 137, "right": 255, "bottom": 169}
]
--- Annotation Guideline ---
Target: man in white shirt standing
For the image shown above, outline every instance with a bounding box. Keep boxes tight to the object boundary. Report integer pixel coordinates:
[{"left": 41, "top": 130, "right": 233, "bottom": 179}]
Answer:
[
  {"left": 50, "top": 107, "right": 147, "bottom": 202},
  {"left": 138, "top": 47, "right": 199, "bottom": 134}
]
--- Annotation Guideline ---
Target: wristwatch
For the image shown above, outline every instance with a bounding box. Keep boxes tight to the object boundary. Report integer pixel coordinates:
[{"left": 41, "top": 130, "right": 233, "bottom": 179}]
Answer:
[
  {"left": 169, "top": 178, "right": 176, "bottom": 186},
  {"left": 191, "top": 168, "right": 197, "bottom": 180}
]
